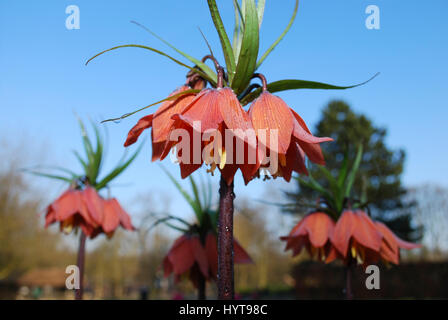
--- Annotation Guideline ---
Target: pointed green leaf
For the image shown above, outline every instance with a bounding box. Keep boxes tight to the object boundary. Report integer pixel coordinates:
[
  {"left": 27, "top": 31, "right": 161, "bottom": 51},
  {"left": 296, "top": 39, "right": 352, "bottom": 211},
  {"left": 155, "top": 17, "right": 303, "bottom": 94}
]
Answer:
[
  {"left": 207, "top": 0, "right": 236, "bottom": 81},
  {"left": 318, "top": 165, "right": 343, "bottom": 212},
  {"left": 73, "top": 150, "right": 87, "bottom": 170},
  {"left": 101, "top": 89, "right": 200, "bottom": 123},
  {"left": 130, "top": 21, "right": 218, "bottom": 84},
  {"left": 232, "top": 0, "right": 244, "bottom": 59},
  {"left": 160, "top": 166, "right": 201, "bottom": 218},
  {"left": 77, "top": 118, "right": 96, "bottom": 182},
  {"left": 256, "top": 0, "right": 298, "bottom": 69},
  {"left": 90, "top": 121, "right": 104, "bottom": 184},
  {"left": 240, "top": 74, "right": 380, "bottom": 105},
  {"left": 231, "top": 0, "right": 259, "bottom": 95},
  {"left": 344, "top": 144, "right": 363, "bottom": 198},
  {"left": 337, "top": 150, "right": 349, "bottom": 188},
  {"left": 257, "top": 0, "right": 266, "bottom": 28},
  {"left": 188, "top": 176, "right": 204, "bottom": 223},
  {"left": 86, "top": 44, "right": 213, "bottom": 83},
  {"left": 27, "top": 171, "right": 73, "bottom": 183},
  {"left": 95, "top": 142, "right": 143, "bottom": 190}
]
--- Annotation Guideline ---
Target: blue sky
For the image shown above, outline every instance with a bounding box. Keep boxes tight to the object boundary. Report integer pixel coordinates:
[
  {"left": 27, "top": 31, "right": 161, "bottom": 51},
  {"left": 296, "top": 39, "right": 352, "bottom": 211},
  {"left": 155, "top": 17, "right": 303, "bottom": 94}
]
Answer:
[{"left": 1, "top": 0, "right": 447, "bottom": 225}]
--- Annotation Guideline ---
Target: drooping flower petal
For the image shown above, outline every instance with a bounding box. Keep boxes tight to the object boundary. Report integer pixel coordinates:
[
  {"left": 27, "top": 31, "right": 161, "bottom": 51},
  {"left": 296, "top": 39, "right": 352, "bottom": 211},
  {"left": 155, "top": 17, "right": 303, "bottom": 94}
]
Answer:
[
  {"left": 124, "top": 115, "right": 153, "bottom": 147},
  {"left": 82, "top": 187, "right": 104, "bottom": 226},
  {"left": 249, "top": 91, "right": 294, "bottom": 154},
  {"left": 152, "top": 86, "right": 196, "bottom": 143},
  {"left": 102, "top": 198, "right": 121, "bottom": 233}
]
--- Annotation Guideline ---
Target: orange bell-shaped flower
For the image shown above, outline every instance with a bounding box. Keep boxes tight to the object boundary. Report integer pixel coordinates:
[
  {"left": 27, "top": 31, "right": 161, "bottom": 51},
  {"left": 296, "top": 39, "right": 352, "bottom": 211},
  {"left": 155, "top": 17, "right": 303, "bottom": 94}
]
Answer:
[
  {"left": 248, "top": 75, "right": 332, "bottom": 181},
  {"left": 326, "top": 210, "right": 421, "bottom": 266},
  {"left": 45, "top": 187, "right": 134, "bottom": 239},
  {"left": 163, "top": 232, "right": 252, "bottom": 287},
  {"left": 281, "top": 212, "right": 335, "bottom": 261}
]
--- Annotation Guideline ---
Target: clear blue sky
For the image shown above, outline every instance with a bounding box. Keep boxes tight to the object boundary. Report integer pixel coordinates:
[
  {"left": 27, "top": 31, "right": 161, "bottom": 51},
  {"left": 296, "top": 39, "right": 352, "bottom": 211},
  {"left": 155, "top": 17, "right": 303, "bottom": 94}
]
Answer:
[{"left": 1, "top": 0, "right": 447, "bottom": 223}]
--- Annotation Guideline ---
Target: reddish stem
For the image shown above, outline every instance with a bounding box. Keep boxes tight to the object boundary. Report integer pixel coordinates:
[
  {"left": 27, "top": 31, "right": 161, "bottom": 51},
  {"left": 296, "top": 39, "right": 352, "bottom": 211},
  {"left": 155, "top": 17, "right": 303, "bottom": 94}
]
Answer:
[
  {"left": 197, "top": 273, "right": 206, "bottom": 300},
  {"left": 217, "top": 176, "right": 235, "bottom": 300},
  {"left": 345, "top": 258, "right": 354, "bottom": 300},
  {"left": 75, "top": 231, "right": 86, "bottom": 300}
]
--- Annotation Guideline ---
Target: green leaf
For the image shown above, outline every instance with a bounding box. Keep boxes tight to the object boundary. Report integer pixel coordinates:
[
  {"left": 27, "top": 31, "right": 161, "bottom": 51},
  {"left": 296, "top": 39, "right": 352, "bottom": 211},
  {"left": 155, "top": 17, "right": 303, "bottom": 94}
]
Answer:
[
  {"left": 233, "top": 0, "right": 245, "bottom": 26},
  {"left": 257, "top": 0, "right": 266, "bottom": 28},
  {"left": 231, "top": 0, "right": 259, "bottom": 95},
  {"left": 130, "top": 21, "right": 218, "bottom": 84},
  {"left": 77, "top": 118, "right": 96, "bottom": 183},
  {"left": 73, "top": 150, "right": 87, "bottom": 170},
  {"left": 86, "top": 44, "right": 213, "bottom": 83},
  {"left": 188, "top": 176, "right": 204, "bottom": 223},
  {"left": 295, "top": 172, "right": 337, "bottom": 211},
  {"left": 149, "top": 216, "right": 192, "bottom": 233},
  {"left": 90, "top": 121, "right": 104, "bottom": 184},
  {"left": 337, "top": 150, "right": 349, "bottom": 188},
  {"left": 26, "top": 171, "right": 73, "bottom": 183},
  {"left": 318, "top": 165, "right": 343, "bottom": 212},
  {"left": 344, "top": 144, "right": 363, "bottom": 198},
  {"left": 207, "top": 0, "right": 236, "bottom": 82},
  {"left": 232, "top": 0, "right": 244, "bottom": 60},
  {"left": 160, "top": 166, "right": 202, "bottom": 219},
  {"left": 256, "top": 0, "right": 299, "bottom": 69},
  {"left": 95, "top": 142, "right": 143, "bottom": 190},
  {"left": 101, "top": 89, "right": 200, "bottom": 123},
  {"left": 25, "top": 165, "right": 78, "bottom": 179},
  {"left": 240, "top": 73, "right": 380, "bottom": 105}
]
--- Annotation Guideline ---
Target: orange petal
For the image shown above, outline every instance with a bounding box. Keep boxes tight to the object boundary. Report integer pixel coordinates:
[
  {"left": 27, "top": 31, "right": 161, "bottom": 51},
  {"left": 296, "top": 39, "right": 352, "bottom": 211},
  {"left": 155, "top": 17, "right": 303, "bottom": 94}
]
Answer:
[
  {"left": 352, "top": 211, "right": 383, "bottom": 252},
  {"left": 249, "top": 92, "right": 293, "bottom": 154},
  {"left": 174, "top": 89, "right": 223, "bottom": 133},
  {"left": 331, "top": 210, "right": 357, "bottom": 257},
  {"left": 297, "top": 141, "right": 326, "bottom": 165},
  {"left": 234, "top": 239, "right": 253, "bottom": 264},
  {"left": 45, "top": 206, "right": 57, "bottom": 227},
  {"left": 124, "top": 115, "right": 153, "bottom": 147},
  {"left": 304, "top": 212, "right": 335, "bottom": 248},
  {"left": 205, "top": 233, "right": 218, "bottom": 278},
  {"left": 152, "top": 86, "right": 196, "bottom": 143},
  {"left": 190, "top": 236, "right": 209, "bottom": 278},
  {"left": 52, "top": 190, "right": 82, "bottom": 221},
  {"left": 102, "top": 199, "right": 121, "bottom": 233},
  {"left": 290, "top": 108, "right": 333, "bottom": 144},
  {"left": 167, "top": 235, "right": 196, "bottom": 276},
  {"left": 82, "top": 187, "right": 104, "bottom": 225},
  {"left": 219, "top": 88, "right": 256, "bottom": 150},
  {"left": 289, "top": 141, "right": 308, "bottom": 175}
]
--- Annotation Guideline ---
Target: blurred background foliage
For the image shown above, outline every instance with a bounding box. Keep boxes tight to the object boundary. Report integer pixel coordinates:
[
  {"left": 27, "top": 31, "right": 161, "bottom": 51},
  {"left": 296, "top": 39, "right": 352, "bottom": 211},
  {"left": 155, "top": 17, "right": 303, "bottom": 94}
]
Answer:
[{"left": 0, "top": 100, "right": 447, "bottom": 299}]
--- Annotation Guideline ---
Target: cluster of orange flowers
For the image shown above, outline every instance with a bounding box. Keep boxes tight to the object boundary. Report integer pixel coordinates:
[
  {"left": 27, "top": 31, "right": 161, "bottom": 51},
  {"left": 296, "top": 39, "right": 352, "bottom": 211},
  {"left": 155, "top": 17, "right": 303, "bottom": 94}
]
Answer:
[
  {"left": 163, "top": 233, "right": 252, "bottom": 287},
  {"left": 124, "top": 74, "right": 332, "bottom": 185},
  {"left": 281, "top": 210, "right": 420, "bottom": 267},
  {"left": 45, "top": 187, "right": 134, "bottom": 238}
]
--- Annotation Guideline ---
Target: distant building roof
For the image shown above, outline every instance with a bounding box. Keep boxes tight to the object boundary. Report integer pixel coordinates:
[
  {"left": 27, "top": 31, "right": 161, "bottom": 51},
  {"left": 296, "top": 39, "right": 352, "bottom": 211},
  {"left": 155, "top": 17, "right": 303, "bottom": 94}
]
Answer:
[{"left": 18, "top": 267, "right": 67, "bottom": 288}]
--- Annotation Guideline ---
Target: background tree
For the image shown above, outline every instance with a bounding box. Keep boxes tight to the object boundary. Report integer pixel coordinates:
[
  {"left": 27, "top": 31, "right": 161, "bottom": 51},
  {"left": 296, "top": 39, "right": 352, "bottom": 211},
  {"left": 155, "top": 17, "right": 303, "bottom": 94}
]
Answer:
[
  {"left": 0, "top": 141, "right": 74, "bottom": 283},
  {"left": 286, "top": 100, "right": 422, "bottom": 241},
  {"left": 407, "top": 184, "right": 448, "bottom": 258}
]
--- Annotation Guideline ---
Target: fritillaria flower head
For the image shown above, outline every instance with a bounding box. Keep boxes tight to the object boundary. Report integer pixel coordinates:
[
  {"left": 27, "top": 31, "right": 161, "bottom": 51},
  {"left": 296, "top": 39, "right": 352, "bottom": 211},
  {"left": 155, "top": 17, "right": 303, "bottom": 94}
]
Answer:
[
  {"left": 248, "top": 74, "right": 333, "bottom": 182},
  {"left": 327, "top": 209, "right": 421, "bottom": 267},
  {"left": 45, "top": 186, "right": 134, "bottom": 239},
  {"left": 156, "top": 172, "right": 252, "bottom": 288},
  {"left": 29, "top": 119, "right": 137, "bottom": 239},
  {"left": 282, "top": 145, "right": 420, "bottom": 267}
]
